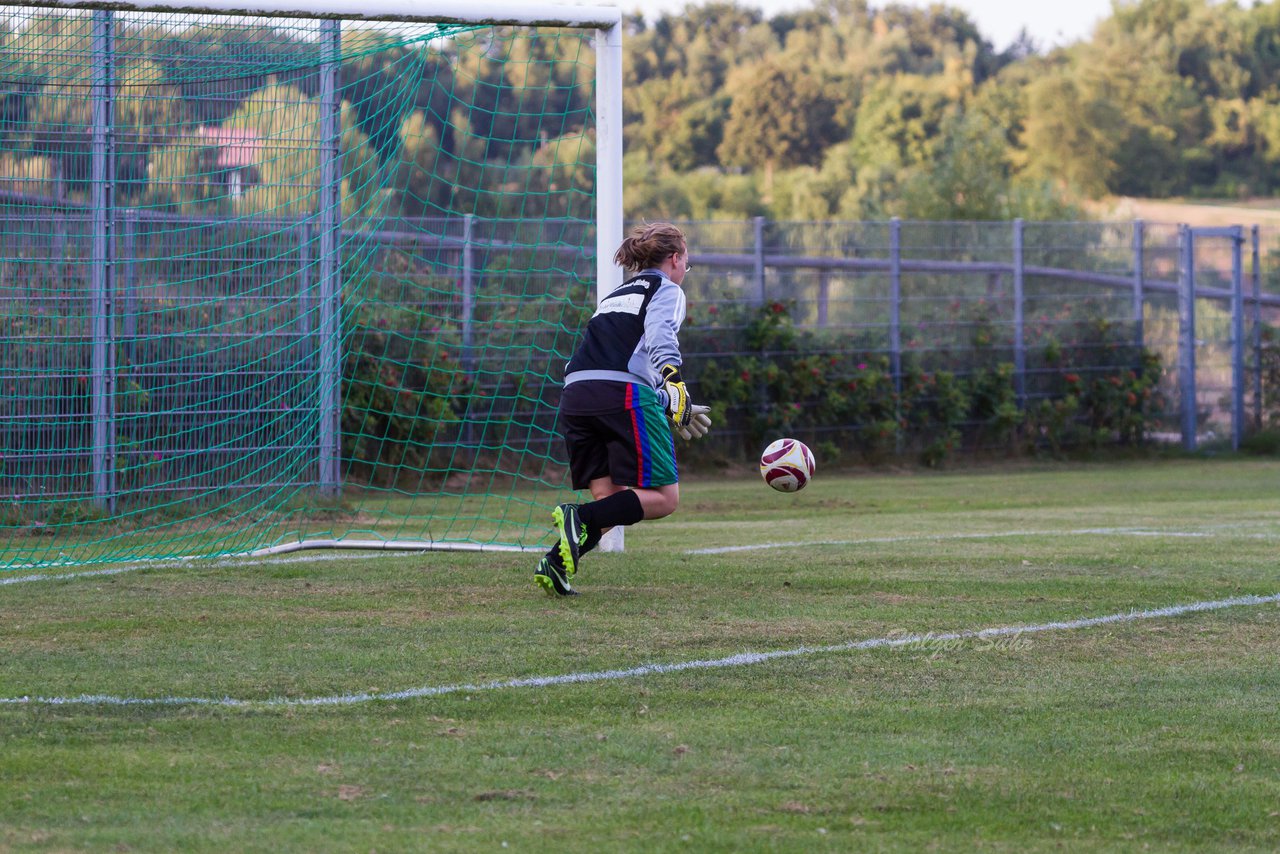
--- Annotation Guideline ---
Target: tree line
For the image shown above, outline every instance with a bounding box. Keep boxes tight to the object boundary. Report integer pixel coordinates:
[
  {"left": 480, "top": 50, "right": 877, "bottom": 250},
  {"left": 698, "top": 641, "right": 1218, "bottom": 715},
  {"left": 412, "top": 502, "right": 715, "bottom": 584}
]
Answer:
[
  {"left": 623, "top": 0, "right": 1280, "bottom": 221},
  {"left": 0, "top": 0, "right": 1276, "bottom": 222}
]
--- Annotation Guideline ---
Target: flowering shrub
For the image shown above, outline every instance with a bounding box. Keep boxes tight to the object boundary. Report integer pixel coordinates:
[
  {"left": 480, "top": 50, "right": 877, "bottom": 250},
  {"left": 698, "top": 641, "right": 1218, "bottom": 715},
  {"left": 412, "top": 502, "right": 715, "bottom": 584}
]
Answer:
[
  {"left": 681, "top": 298, "right": 1165, "bottom": 468},
  {"left": 342, "top": 302, "right": 464, "bottom": 485},
  {"left": 1024, "top": 308, "right": 1164, "bottom": 452},
  {"left": 1258, "top": 322, "right": 1280, "bottom": 430}
]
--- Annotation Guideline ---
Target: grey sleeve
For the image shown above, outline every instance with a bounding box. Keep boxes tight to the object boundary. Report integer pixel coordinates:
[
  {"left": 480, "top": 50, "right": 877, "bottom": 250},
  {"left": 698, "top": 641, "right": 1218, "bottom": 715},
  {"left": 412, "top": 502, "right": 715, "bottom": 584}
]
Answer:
[{"left": 643, "top": 282, "right": 687, "bottom": 373}]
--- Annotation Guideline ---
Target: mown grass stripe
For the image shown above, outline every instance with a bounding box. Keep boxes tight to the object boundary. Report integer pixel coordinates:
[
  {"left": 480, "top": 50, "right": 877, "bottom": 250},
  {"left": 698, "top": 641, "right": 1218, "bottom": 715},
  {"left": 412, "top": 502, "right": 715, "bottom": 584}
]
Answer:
[
  {"left": 3, "top": 592, "right": 1276, "bottom": 709},
  {"left": 686, "top": 528, "right": 1220, "bottom": 554}
]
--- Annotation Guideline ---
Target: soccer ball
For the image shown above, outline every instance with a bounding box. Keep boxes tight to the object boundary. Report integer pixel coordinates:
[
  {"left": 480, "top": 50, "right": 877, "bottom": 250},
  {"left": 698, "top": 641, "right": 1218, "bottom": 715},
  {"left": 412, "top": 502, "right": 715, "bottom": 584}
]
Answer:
[{"left": 759, "top": 438, "right": 816, "bottom": 493}]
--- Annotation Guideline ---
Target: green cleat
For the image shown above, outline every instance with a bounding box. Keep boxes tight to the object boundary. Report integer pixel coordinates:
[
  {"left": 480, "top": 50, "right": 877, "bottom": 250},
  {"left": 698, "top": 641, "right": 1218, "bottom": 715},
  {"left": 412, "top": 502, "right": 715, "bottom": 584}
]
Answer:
[
  {"left": 552, "top": 503, "right": 587, "bottom": 578},
  {"left": 535, "top": 553, "right": 578, "bottom": 596}
]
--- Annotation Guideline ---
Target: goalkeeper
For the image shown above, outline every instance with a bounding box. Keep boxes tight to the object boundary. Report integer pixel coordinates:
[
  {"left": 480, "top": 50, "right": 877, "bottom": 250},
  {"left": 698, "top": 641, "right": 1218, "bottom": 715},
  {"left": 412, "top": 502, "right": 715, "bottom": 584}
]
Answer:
[{"left": 536, "top": 221, "right": 711, "bottom": 596}]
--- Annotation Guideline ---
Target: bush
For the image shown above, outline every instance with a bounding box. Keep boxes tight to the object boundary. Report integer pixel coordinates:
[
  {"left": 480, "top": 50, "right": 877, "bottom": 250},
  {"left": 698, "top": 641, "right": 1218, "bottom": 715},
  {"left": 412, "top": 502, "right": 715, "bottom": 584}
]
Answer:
[{"left": 681, "top": 300, "right": 1165, "bottom": 469}]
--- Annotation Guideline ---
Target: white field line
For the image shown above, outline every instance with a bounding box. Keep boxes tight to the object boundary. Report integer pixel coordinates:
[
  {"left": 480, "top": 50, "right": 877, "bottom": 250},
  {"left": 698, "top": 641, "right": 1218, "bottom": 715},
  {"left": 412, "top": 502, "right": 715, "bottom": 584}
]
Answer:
[
  {"left": 684, "top": 527, "right": 1222, "bottom": 555},
  {"left": 2, "top": 592, "right": 1277, "bottom": 709}
]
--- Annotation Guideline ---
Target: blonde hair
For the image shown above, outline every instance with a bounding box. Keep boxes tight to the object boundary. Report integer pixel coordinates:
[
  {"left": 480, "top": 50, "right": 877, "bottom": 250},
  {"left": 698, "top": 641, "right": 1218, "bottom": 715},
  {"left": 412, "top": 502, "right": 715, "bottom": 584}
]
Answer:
[{"left": 612, "top": 222, "right": 687, "bottom": 272}]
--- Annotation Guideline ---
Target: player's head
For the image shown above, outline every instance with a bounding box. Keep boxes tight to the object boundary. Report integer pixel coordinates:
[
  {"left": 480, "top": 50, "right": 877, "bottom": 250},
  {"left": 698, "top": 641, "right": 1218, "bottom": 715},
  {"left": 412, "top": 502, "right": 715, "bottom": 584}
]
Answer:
[{"left": 613, "top": 222, "right": 689, "bottom": 277}]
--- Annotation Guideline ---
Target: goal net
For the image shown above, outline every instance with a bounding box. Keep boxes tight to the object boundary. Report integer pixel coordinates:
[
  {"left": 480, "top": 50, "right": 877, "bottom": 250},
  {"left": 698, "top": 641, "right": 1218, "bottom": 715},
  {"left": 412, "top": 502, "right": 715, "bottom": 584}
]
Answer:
[{"left": 0, "top": 1, "right": 622, "bottom": 568}]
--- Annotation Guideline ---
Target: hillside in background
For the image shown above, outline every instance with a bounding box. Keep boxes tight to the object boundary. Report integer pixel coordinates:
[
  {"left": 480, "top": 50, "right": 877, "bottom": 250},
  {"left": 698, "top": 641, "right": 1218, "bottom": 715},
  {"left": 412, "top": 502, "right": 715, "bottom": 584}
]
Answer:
[{"left": 619, "top": 0, "right": 1280, "bottom": 222}]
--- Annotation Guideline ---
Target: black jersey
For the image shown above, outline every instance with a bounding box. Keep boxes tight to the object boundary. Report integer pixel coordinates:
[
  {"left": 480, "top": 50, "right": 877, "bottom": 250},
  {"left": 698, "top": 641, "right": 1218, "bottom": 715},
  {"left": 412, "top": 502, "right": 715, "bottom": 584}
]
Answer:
[{"left": 563, "top": 271, "right": 686, "bottom": 390}]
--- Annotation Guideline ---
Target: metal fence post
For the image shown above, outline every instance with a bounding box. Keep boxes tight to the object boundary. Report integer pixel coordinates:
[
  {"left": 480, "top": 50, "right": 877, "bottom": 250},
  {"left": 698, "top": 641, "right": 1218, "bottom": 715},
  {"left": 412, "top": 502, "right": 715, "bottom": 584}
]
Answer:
[
  {"left": 1230, "top": 226, "right": 1244, "bottom": 450},
  {"left": 890, "top": 217, "right": 903, "bottom": 454},
  {"left": 1178, "top": 225, "right": 1197, "bottom": 451},
  {"left": 752, "top": 215, "right": 765, "bottom": 306},
  {"left": 90, "top": 8, "right": 116, "bottom": 510},
  {"left": 316, "top": 18, "right": 342, "bottom": 496},
  {"left": 890, "top": 217, "right": 902, "bottom": 395},
  {"left": 1013, "top": 218, "right": 1025, "bottom": 408},
  {"left": 462, "top": 213, "right": 476, "bottom": 448},
  {"left": 1132, "top": 219, "right": 1144, "bottom": 351},
  {"left": 120, "top": 209, "right": 137, "bottom": 370},
  {"left": 1251, "top": 225, "right": 1262, "bottom": 433},
  {"left": 295, "top": 221, "right": 312, "bottom": 338}
]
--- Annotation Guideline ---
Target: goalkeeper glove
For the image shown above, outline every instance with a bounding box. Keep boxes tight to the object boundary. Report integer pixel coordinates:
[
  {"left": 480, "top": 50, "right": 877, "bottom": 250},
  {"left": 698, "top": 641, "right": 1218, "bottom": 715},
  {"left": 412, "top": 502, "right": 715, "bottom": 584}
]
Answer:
[
  {"left": 675, "top": 404, "right": 712, "bottom": 441},
  {"left": 660, "top": 363, "right": 691, "bottom": 428}
]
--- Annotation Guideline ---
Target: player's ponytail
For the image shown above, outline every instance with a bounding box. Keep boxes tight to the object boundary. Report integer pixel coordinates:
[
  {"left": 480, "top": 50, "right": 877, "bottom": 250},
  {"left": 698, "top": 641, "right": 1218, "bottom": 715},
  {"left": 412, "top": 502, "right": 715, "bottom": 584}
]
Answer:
[{"left": 613, "top": 222, "right": 687, "bottom": 272}]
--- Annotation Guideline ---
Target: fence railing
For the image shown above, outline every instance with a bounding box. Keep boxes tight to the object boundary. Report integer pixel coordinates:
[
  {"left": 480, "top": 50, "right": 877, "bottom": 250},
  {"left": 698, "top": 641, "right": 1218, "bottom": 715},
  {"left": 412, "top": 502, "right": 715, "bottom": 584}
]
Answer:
[
  {"left": 0, "top": 209, "right": 1275, "bottom": 505},
  {"left": 675, "top": 218, "right": 1276, "bottom": 457}
]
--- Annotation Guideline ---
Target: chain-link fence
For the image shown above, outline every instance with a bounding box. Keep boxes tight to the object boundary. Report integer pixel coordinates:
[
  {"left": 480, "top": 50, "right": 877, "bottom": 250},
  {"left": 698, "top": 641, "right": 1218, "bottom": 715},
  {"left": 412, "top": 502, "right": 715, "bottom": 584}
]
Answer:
[
  {"left": 1, "top": 208, "right": 1276, "bottom": 508},
  {"left": 674, "top": 218, "right": 1280, "bottom": 465}
]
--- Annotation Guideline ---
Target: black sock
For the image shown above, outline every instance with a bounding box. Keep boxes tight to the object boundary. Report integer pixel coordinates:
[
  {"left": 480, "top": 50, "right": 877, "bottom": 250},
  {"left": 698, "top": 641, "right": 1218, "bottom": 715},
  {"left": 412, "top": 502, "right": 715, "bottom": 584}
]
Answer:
[{"left": 578, "top": 490, "right": 645, "bottom": 538}]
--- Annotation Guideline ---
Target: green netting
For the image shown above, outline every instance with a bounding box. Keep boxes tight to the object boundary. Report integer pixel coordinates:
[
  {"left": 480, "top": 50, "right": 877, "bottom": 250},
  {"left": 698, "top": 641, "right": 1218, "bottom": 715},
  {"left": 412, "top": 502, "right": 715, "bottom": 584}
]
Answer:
[{"left": 0, "top": 6, "right": 599, "bottom": 568}]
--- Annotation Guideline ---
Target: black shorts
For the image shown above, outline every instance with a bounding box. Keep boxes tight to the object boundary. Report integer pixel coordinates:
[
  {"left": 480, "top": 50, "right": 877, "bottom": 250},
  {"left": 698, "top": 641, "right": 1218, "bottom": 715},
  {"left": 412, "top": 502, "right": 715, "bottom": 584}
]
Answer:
[{"left": 560, "top": 381, "right": 678, "bottom": 490}]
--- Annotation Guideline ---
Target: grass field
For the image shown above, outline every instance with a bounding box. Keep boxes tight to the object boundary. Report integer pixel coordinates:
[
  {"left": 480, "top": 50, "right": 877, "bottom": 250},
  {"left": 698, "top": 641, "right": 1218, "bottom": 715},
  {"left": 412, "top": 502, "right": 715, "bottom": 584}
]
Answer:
[{"left": 2, "top": 459, "right": 1279, "bottom": 852}]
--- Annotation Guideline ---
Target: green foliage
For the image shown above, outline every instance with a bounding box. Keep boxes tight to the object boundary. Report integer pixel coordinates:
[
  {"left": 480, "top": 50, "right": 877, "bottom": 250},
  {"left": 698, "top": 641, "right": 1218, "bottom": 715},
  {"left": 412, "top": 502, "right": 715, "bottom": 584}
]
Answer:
[
  {"left": 684, "top": 301, "right": 894, "bottom": 466},
  {"left": 684, "top": 298, "right": 1166, "bottom": 469},
  {"left": 11, "top": 0, "right": 1280, "bottom": 223},
  {"left": 898, "top": 367, "right": 965, "bottom": 467},
  {"left": 341, "top": 283, "right": 466, "bottom": 487},
  {"left": 2, "top": 0, "right": 1280, "bottom": 221},
  {"left": 619, "top": 0, "right": 1280, "bottom": 217},
  {"left": 896, "top": 109, "right": 1085, "bottom": 221},
  {"left": 717, "top": 61, "right": 843, "bottom": 176},
  {"left": 1026, "top": 317, "right": 1166, "bottom": 454},
  {"left": 1256, "top": 321, "right": 1280, "bottom": 430}
]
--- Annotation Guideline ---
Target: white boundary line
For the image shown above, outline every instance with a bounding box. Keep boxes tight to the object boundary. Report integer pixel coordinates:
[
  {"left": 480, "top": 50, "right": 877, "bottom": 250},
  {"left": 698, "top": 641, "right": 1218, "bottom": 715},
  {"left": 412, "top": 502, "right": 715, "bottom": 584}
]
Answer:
[
  {"left": 3, "top": 592, "right": 1276, "bottom": 709},
  {"left": 685, "top": 527, "right": 1224, "bottom": 555}
]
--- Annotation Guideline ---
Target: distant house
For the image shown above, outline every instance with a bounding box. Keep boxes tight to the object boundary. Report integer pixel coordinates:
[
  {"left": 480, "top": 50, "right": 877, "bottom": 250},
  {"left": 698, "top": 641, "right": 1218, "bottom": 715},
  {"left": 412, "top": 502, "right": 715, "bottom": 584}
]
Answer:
[{"left": 197, "top": 126, "right": 262, "bottom": 199}]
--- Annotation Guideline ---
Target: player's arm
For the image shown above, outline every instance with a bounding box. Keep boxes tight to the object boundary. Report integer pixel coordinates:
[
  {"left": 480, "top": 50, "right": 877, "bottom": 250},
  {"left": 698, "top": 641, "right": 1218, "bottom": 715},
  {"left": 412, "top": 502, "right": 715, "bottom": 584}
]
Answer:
[{"left": 647, "top": 285, "right": 710, "bottom": 437}]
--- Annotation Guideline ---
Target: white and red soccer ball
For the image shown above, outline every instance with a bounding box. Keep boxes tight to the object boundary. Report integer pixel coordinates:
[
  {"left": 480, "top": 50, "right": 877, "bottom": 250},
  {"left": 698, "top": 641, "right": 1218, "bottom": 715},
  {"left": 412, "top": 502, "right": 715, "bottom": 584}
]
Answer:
[{"left": 759, "top": 438, "right": 816, "bottom": 493}]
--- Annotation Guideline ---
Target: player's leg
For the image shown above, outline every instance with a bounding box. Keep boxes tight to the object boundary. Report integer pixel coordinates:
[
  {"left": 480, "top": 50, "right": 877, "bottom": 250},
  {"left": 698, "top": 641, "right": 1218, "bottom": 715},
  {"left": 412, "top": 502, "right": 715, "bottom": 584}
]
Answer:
[
  {"left": 548, "top": 478, "right": 677, "bottom": 577},
  {"left": 534, "top": 551, "right": 578, "bottom": 596},
  {"left": 542, "top": 386, "right": 678, "bottom": 593},
  {"left": 536, "top": 412, "right": 611, "bottom": 596},
  {"left": 556, "top": 392, "right": 679, "bottom": 572}
]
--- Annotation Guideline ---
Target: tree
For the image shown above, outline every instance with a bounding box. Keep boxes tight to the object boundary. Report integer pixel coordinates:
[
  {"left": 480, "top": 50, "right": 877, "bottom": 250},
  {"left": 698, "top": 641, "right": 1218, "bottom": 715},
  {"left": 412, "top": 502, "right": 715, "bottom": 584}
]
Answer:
[
  {"left": 898, "top": 110, "right": 1081, "bottom": 220},
  {"left": 391, "top": 110, "right": 447, "bottom": 216},
  {"left": 848, "top": 73, "right": 955, "bottom": 170},
  {"left": 898, "top": 111, "right": 1010, "bottom": 220},
  {"left": 717, "top": 61, "right": 841, "bottom": 194},
  {"left": 1020, "top": 71, "right": 1122, "bottom": 197}
]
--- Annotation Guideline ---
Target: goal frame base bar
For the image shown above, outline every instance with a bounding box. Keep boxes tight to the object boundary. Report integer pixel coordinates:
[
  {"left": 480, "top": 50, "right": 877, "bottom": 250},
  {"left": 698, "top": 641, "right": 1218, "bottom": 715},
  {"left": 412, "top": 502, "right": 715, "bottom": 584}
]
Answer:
[{"left": 246, "top": 539, "right": 536, "bottom": 557}]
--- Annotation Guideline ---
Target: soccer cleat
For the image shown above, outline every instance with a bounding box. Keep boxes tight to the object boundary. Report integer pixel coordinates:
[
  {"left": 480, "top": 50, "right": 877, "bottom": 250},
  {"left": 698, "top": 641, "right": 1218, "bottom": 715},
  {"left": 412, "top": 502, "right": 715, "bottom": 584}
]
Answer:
[
  {"left": 535, "top": 554, "right": 578, "bottom": 596},
  {"left": 552, "top": 503, "right": 586, "bottom": 578}
]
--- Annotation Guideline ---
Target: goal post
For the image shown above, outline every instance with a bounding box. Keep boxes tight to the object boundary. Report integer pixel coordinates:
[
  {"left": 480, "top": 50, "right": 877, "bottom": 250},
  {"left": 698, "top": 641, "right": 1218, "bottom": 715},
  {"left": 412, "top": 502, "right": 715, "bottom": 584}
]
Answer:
[{"left": 0, "top": 0, "right": 623, "bottom": 568}]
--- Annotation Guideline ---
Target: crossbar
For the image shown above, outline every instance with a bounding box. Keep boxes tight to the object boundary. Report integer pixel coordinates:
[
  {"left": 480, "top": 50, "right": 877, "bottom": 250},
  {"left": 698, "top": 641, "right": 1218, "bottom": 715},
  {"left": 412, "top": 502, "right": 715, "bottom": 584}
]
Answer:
[{"left": 0, "top": 0, "right": 622, "bottom": 26}]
